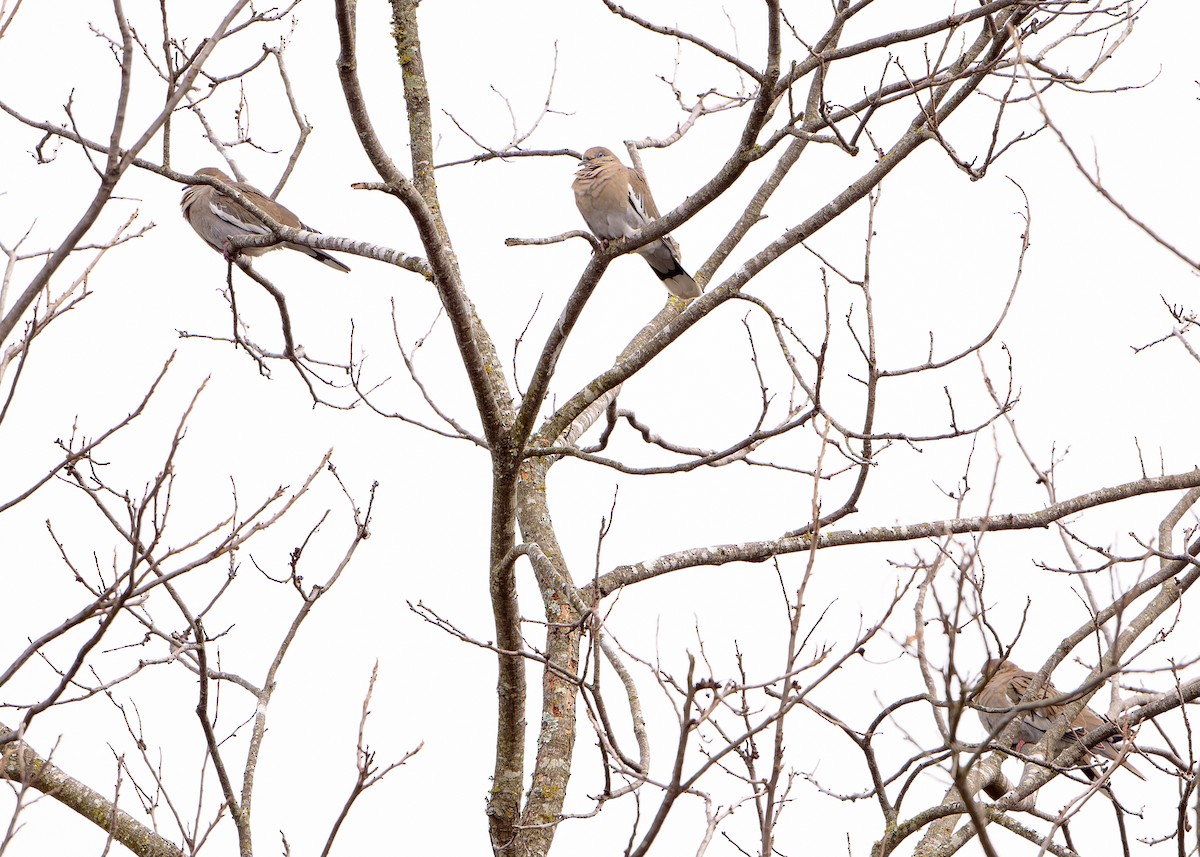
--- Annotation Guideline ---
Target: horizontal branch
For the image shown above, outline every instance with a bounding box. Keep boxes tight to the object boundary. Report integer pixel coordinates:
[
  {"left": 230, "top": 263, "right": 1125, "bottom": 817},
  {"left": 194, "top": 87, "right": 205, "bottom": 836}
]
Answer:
[
  {"left": 232, "top": 222, "right": 432, "bottom": 279},
  {"left": 591, "top": 468, "right": 1200, "bottom": 596},
  {"left": 504, "top": 229, "right": 598, "bottom": 251}
]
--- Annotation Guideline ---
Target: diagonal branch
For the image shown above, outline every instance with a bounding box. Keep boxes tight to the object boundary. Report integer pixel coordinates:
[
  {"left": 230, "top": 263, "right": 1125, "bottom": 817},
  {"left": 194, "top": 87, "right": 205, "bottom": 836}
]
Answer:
[{"left": 0, "top": 728, "right": 183, "bottom": 857}]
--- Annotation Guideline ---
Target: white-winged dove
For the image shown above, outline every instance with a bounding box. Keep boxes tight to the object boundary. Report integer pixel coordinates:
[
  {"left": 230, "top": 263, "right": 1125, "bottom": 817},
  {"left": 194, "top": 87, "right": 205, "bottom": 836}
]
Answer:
[
  {"left": 976, "top": 658, "right": 1145, "bottom": 780},
  {"left": 180, "top": 167, "right": 350, "bottom": 272},
  {"left": 572, "top": 146, "right": 699, "bottom": 299}
]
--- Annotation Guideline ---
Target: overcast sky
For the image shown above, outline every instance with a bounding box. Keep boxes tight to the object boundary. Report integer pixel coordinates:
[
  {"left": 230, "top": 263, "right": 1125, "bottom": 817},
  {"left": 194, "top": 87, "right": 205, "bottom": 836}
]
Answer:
[{"left": 1, "top": 2, "right": 1198, "bottom": 855}]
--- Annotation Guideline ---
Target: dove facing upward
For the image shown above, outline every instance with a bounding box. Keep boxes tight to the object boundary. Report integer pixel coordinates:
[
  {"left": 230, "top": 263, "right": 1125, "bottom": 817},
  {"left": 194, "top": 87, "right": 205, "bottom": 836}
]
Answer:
[
  {"left": 976, "top": 658, "right": 1144, "bottom": 780},
  {"left": 572, "top": 146, "right": 700, "bottom": 299},
  {"left": 180, "top": 167, "right": 350, "bottom": 272}
]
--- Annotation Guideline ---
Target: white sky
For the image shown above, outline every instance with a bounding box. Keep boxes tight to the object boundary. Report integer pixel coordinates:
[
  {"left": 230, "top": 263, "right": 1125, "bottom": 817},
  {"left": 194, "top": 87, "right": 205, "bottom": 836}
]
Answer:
[{"left": 1, "top": 1, "right": 1198, "bottom": 855}]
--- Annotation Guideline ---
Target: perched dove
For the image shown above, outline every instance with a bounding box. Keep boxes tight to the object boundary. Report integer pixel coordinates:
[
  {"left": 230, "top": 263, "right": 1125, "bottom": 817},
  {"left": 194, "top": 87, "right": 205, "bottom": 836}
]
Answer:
[
  {"left": 181, "top": 167, "right": 350, "bottom": 272},
  {"left": 572, "top": 146, "right": 700, "bottom": 299},
  {"left": 976, "top": 658, "right": 1144, "bottom": 780}
]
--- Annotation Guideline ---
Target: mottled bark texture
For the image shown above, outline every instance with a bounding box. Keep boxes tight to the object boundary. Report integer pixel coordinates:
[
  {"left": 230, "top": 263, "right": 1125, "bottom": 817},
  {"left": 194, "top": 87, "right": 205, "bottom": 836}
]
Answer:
[{"left": 1, "top": 729, "right": 183, "bottom": 857}]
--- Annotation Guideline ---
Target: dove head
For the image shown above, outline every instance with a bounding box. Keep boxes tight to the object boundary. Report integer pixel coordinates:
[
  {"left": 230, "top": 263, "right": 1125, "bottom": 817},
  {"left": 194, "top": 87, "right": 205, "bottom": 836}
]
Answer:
[
  {"left": 194, "top": 167, "right": 234, "bottom": 183},
  {"left": 580, "top": 146, "right": 617, "bottom": 164}
]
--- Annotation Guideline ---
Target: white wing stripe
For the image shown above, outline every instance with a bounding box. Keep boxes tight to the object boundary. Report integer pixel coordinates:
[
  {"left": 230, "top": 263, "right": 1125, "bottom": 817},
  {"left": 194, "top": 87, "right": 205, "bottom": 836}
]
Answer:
[
  {"left": 626, "top": 186, "right": 651, "bottom": 226},
  {"left": 209, "top": 198, "right": 270, "bottom": 236}
]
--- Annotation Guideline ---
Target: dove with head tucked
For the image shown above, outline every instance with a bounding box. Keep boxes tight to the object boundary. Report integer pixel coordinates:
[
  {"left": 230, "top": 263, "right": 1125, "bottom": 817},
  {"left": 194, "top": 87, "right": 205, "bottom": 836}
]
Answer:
[{"left": 976, "top": 658, "right": 1144, "bottom": 780}]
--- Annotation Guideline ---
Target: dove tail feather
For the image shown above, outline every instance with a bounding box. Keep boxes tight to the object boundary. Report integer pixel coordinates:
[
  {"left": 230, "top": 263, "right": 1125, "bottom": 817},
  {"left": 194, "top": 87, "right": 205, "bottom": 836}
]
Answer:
[{"left": 652, "top": 261, "right": 700, "bottom": 298}]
